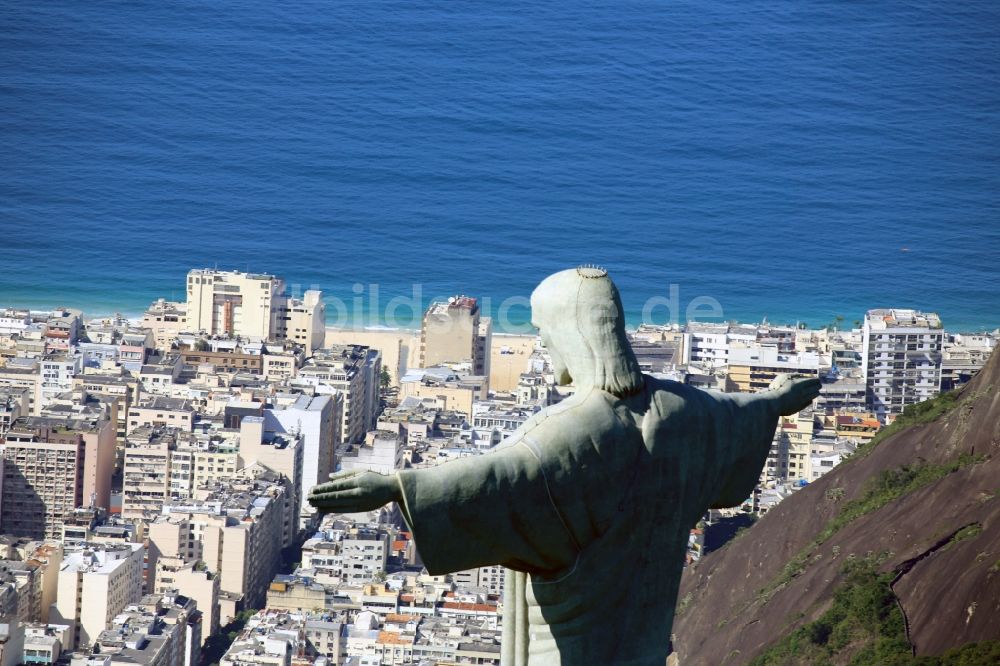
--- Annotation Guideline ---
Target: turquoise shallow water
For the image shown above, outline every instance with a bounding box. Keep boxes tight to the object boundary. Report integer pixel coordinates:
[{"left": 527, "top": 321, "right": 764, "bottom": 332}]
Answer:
[{"left": 1, "top": 1, "right": 998, "bottom": 330}]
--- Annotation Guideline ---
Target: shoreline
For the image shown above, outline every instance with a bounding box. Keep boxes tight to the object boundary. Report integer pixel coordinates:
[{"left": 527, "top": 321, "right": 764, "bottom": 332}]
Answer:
[{"left": 2, "top": 300, "right": 997, "bottom": 336}]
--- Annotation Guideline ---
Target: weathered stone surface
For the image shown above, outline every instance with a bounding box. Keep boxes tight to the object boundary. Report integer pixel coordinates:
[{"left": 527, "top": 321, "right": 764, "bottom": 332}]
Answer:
[{"left": 675, "top": 349, "right": 1000, "bottom": 664}]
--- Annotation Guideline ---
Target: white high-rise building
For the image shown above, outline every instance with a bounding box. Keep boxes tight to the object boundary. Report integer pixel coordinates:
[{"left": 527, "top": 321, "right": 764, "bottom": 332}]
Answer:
[
  {"left": 266, "top": 393, "right": 340, "bottom": 523},
  {"left": 861, "top": 308, "right": 944, "bottom": 421}
]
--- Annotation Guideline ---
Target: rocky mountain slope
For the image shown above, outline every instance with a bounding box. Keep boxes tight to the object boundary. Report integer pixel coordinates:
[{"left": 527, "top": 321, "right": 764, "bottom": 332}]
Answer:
[{"left": 674, "top": 350, "right": 1000, "bottom": 665}]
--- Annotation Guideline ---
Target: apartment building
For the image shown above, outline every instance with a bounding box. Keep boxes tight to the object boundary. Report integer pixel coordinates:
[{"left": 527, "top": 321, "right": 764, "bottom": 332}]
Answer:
[
  {"left": 279, "top": 289, "right": 326, "bottom": 356},
  {"left": 237, "top": 417, "right": 303, "bottom": 548},
  {"left": 73, "top": 372, "right": 140, "bottom": 445},
  {"left": 398, "top": 367, "right": 487, "bottom": 419},
  {"left": 941, "top": 333, "right": 996, "bottom": 390},
  {"left": 121, "top": 428, "right": 175, "bottom": 520},
  {"left": 339, "top": 431, "right": 403, "bottom": 477},
  {"left": 265, "top": 393, "right": 340, "bottom": 522},
  {"left": 0, "top": 359, "right": 42, "bottom": 416},
  {"left": 298, "top": 344, "right": 381, "bottom": 446},
  {"left": 346, "top": 527, "right": 390, "bottom": 586},
  {"left": 419, "top": 297, "right": 492, "bottom": 378},
  {"left": 726, "top": 346, "right": 821, "bottom": 393},
  {"left": 153, "top": 559, "right": 220, "bottom": 643},
  {"left": 75, "top": 594, "right": 201, "bottom": 666},
  {"left": 0, "top": 388, "right": 29, "bottom": 437},
  {"left": 764, "top": 409, "right": 815, "bottom": 484},
  {"left": 0, "top": 560, "right": 42, "bottom": 628},
  {"left": 220, "top": 609, "right": 343, "bottom": 666},
  {"left": 153, "top": 475, "right": 285, "bottom": 621},
  {"left": 1, "top": 416, "right": 115, "bottom": 538},
  {"left": 185, "top": 269, "right": 286, "bottom": 341},
  {"left": 36, "top": 354, "right": 82, "bottom": 413},
  {"left": 51, "top": 542, "right": 144, "bottom": 650},
  {"left": 127, "top": 396, "right": 195, "bottom": 435},
  {"left": 141, "top": 299, "right": 189, "bottom": 351},
  {"left": 682, "top": 322, "right": 756, "bottom": 370},
  {"left": 861, "top": 309, "right": 944, "bottom": 421}
]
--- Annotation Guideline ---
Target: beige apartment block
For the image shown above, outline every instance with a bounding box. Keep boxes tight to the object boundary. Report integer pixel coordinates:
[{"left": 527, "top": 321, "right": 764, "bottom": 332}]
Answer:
[
  {"left": 399, "top": 368, "right": 488, "bottom": 419},
  {"left": 265, "top": 577, "right": 327, "bottom": 612},
  {"left": 51, "top": 542, "right": 144, "bottom": 650},
  {"left": 0, "top": 559, "right": 43, "bottom": 626},
  {"left": 488, "top": 333, "right": 536, "bottom": 393},
  {"left": 21, "top": 543, "right": 63, "bottom": 622},
  {"left": 419, "top": 297, "right": 492, "bottom": 378},
  {"left": 121, "top": 428, "right": 175, "bottom": 520},
  {"left": 154, "top": 557, "right": 221, "bottom": 642},
  {"left": 282, "top": 289, "right": 326, "bottom": 355},
  {"left": 0, "top": 360, "right": 42, "bottom": 416},
  {"left": 0, "top": 415, "right": 119, "bottom": 538},
  {"left": 176, "top": 269, "right": 326, "bottom": 353},
  {"left": 324, "top": 327, "right": 420, "bottom": 389},
  {"left": 298, "top": 344, "right": 381, "bottom": 446},
  {"left": 127, "top": 396, "right": 195, "bottom": 434},
  {"left": 73, "top": 372, "right": 141, "bottom": 444},
  {"left": 79, "top": 594, "right": 200, "bottom": 666},
  {"left": 261, "top": 351, "right": 298, "bottom": 382},
  {"left": 191, "top": 448, "right": 240, "bottom": 491},
  {"left": 764, "top": 409, "right": 816, "bottom": 484},
  {"left": 177, "top": 348, "right": 263, "bottom": 375},
  {"left": 142, "top": 299, "right": 189, "bottom": 351},
  {"left": 153, "top": 475, "right": 285, "bottom": 621},
  {"left": 238, "top": 417, "right": 303, "bottom": 548},
  {"left": 185, "top": 269, "right": 285, "bottom": 341},
  {"left": 0, "top": 387, "right": 30, "bottom": 436}
]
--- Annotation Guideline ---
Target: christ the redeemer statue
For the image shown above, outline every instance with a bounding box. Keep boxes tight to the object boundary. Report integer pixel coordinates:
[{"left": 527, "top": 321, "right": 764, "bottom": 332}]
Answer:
[{"left": 309, "top": 266, "right": 820, "bottom": 666}]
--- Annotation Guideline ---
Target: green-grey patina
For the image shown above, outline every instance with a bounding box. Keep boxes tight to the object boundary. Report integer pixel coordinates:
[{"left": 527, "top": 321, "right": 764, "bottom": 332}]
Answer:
[{"left": 309, "top": 267, "right": 820, "bottom": 665}]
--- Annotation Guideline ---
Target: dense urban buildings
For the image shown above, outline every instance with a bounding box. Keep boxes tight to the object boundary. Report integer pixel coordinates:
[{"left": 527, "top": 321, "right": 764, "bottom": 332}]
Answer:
[{"left": 0, "top": 269, "right": 995, "bottom": 664}]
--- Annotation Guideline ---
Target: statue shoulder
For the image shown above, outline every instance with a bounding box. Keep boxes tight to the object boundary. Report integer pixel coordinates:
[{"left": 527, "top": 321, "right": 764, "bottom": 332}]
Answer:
[
  {"left": 521, "top": 389, "right": 627, "bottom": 443},
  {"left": 641, "top": 375, "right": 722, "bottom": 428}
]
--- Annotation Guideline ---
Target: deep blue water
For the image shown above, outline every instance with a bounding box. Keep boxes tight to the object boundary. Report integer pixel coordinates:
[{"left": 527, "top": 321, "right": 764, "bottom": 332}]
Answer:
[{"left": 1, "top": 1, "right": 998, "bottom": 331}]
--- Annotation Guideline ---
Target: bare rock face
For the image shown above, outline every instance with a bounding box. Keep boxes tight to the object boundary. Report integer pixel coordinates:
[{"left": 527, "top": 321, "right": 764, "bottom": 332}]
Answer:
[{"left": 674, "top": 349, "right": 1000, "bottom": 665}]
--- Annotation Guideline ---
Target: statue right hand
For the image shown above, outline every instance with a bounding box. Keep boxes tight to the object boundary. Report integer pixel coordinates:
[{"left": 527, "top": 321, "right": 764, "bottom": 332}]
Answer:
[{"left": 308, "top": 470, "right": 402, "bottom": 514}]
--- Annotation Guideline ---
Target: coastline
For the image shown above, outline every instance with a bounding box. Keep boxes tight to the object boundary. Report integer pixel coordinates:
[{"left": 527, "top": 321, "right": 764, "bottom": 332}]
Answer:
[{"left": 1, "top": 299, "right": 997, "bottom": 336}]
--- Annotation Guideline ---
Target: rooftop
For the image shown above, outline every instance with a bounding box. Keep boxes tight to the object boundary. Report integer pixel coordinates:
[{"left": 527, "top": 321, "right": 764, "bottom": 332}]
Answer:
[
  {"left": 136, "top": 395, "right": 193, "bottom": 411},
  {"left": 866, "top": 308, "right": 943, "bottom": 330}
]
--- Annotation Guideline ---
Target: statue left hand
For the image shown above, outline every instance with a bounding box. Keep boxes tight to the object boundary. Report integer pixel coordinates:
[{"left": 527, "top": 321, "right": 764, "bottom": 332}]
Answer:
[{"left": 308, "top": 470, "right": 402, "bottom": 514}]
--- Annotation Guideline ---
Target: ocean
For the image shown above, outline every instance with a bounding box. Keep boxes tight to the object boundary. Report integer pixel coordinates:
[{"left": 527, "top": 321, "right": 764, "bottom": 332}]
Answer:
[{"left": 1, "top": 1, "right": 998, "bottom": 331}]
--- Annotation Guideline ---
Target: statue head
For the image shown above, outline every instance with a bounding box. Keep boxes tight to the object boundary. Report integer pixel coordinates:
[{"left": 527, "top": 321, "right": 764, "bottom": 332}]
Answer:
[{"left": 530, "top": 266, "right": 644, "bottom": 397}]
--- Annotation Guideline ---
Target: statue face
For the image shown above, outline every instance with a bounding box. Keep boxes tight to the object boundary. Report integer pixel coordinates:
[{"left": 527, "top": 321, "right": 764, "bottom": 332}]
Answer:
[{"left": 536, "top": 324, "right": 573, "bottom": 386}]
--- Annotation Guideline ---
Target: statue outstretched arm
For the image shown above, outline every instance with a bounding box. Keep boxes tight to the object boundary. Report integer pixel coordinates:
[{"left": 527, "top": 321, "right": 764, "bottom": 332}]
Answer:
[
  {"left": 709, "top": 375, "right": 820, "bottom": 508},
  {"left": 394, "top": 434, "right": 580, "bottom": 575},
  {"left": 308, "top": 427, "right": 579, "bottom": 576}
]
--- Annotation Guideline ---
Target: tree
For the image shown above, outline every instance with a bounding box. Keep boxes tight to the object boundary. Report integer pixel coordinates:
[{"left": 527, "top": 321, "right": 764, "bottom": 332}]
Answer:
[{"left": 380, "top": 367, "right": 391, "bottom": 389}]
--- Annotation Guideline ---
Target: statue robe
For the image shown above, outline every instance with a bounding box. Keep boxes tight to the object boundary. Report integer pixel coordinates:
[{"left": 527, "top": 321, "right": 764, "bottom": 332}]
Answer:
[{"left": 394, "top": 375, "right": 780, "bottom": 666}]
